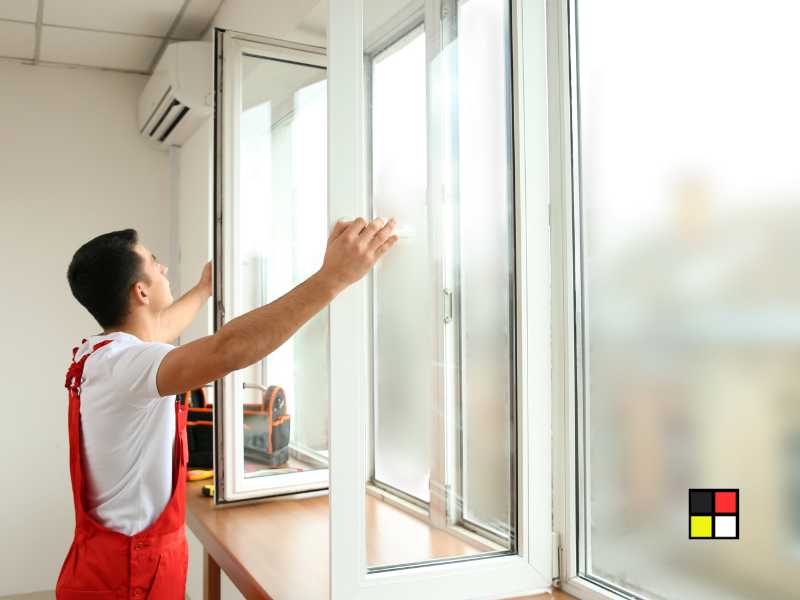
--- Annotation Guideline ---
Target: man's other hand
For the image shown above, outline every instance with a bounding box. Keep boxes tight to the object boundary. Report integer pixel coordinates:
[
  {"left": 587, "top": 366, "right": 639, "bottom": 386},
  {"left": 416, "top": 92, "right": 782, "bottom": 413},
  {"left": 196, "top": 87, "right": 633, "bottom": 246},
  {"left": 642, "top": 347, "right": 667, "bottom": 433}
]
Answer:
[{"left": 198, "top": 261, "right": 212, "bottom": 297}]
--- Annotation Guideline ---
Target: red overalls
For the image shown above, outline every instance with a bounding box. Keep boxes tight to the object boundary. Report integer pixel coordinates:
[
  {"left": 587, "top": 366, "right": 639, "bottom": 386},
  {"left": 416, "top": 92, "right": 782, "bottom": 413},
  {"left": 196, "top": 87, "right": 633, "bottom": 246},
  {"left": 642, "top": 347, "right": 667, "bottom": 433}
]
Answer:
[{"left": 56, "top": 339, "right": 189, "bottom": 599}]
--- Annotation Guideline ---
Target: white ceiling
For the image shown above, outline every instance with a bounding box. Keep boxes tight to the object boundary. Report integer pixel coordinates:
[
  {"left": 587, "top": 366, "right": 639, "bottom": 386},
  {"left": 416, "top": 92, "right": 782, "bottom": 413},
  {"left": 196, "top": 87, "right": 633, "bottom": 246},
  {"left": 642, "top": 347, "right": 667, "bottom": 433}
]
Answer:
[{"left": 0, "top": 0, "right": 223, "bottom": 74}]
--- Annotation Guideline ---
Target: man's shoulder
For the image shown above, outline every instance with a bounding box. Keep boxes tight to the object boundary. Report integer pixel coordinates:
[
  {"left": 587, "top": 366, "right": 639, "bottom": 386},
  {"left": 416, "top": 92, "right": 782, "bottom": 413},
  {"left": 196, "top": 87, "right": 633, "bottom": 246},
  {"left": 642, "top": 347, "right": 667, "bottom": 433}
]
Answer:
[
  {"left": 84, "top": 332, "right": 173, "bottom": 351},
  {"left": 79, "top": 332, "right": 175, "bottom": 372},
  {"left": 80, "top": 333, "right": 177, "bottom": 404}
]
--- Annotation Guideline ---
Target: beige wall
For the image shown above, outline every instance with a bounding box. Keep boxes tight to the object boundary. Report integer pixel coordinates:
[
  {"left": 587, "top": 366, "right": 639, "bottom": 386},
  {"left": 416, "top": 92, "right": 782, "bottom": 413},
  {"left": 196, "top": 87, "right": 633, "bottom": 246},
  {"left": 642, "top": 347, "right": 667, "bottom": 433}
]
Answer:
[
  {"left": 176, "top": 120, "right": 214, "bottom": 346},
  {"left": 0, "top": 60, "right": 172, "bottom": 595}
]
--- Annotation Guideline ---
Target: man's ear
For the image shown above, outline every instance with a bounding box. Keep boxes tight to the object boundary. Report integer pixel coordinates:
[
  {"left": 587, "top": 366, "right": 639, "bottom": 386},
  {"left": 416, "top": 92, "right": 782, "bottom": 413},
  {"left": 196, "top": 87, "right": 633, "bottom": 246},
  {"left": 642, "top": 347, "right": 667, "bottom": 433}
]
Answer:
[{"left": 131, "top": 281, "right": 150, "bottom": 306}]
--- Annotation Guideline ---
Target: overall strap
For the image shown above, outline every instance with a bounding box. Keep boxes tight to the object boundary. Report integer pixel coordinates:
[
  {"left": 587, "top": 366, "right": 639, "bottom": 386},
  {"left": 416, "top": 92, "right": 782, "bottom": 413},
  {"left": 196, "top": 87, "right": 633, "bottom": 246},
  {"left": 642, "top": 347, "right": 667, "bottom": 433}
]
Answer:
[
  {"left": 65, "top": 339, "right": 113, "bottom": 393},
  {"left": 64, "top": 338, "right": 114, "bottom": 523}
]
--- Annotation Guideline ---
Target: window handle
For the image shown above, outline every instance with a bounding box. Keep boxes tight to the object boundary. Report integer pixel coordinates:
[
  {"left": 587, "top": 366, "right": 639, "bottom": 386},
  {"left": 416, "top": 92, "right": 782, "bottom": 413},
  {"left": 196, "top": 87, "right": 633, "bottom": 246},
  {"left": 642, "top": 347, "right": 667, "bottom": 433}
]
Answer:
[
  {"left": 243, "top": 382, "right": 269, "bottom": 393},
  {"left": 443, "top": 288, "right": 454, "bottom": 324}
]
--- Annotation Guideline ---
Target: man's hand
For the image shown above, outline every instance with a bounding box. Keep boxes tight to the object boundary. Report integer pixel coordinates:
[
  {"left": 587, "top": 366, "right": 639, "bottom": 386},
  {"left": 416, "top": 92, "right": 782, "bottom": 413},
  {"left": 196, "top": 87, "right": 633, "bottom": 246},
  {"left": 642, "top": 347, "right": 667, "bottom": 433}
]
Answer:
[
  {"left": 198, "top": 261, "right": 212, "bottom": 297},
  {"left": 155, "top": 261, "right": 213, "bottom": 343},
  {"left": 318, "top": 217, "right": 398, "bottom": 289}
]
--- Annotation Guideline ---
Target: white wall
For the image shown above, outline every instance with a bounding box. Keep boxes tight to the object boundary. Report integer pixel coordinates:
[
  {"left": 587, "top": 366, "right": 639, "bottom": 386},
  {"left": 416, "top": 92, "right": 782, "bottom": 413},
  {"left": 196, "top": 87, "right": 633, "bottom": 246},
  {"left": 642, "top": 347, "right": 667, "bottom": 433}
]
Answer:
[
  {"left": 176, "top": 120, "right": 214, "bottom": 346},
  {"left": 0, "top": 61, "right": 171, "bottom": 596}
]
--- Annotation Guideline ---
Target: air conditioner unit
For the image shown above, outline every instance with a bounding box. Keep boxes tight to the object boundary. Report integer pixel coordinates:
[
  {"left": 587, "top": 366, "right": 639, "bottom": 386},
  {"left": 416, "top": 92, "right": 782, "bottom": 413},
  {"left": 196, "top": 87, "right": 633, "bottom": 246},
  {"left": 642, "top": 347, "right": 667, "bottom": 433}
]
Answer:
[{"left": 138, "top": 41, "right": 212, "bottom": 147}]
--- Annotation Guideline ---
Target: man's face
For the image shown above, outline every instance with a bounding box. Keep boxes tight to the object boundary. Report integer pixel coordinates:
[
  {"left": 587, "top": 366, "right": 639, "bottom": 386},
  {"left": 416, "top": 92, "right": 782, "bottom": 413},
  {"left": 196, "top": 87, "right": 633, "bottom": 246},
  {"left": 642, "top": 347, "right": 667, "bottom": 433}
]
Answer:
[{"left": 134, "top": 243, "right": 174, "bottom": 310}]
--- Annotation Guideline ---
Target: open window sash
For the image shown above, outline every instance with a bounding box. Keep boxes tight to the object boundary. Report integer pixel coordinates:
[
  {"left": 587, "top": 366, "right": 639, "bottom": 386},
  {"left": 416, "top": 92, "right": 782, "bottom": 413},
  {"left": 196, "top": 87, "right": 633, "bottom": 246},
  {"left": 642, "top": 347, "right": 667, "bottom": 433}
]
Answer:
[
  {"left": 328, "top": 0, "right": 553, "bottom": 597},
  {"left": 213, "top": 30, "right": 330, "bottom": 504}
]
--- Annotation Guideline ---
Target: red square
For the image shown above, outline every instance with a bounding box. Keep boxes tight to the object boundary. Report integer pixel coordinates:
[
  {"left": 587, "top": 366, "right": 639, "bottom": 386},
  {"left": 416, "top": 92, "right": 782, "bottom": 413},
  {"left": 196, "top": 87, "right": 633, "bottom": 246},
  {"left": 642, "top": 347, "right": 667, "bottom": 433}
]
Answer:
[{"left": 715, "top": 491, "right": 737, "bottom": 513}]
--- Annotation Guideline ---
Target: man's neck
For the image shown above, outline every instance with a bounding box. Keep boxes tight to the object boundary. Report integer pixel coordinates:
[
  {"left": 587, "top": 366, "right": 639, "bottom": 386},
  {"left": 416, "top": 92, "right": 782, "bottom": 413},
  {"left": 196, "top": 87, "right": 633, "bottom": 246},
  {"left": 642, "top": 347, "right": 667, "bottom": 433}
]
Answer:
[{"left": 103, "top": 314, "right": 160, "bottom": 342}]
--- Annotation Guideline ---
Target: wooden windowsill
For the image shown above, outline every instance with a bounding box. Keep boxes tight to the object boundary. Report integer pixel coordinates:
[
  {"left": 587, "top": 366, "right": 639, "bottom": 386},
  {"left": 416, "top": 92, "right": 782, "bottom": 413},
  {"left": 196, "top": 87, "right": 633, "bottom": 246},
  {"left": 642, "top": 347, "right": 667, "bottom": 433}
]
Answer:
[{"left": 185, "top": 479, "right": 575, "bottom": 600}]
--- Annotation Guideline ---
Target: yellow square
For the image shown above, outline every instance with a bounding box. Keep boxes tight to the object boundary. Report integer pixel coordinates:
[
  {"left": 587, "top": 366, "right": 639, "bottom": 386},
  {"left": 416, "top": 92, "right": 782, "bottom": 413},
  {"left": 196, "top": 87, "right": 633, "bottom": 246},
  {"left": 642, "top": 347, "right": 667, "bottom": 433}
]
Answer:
[{"left": 691, "top": 515, "right": 712, "bottom": 538}]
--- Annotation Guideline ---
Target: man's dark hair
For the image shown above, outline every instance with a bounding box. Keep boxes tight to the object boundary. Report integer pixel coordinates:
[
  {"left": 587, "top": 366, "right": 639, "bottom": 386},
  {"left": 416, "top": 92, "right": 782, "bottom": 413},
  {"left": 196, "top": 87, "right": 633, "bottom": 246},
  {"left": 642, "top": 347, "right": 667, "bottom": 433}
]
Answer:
[{"left": 67, "top": 229, "right": 149, "bottom": 329}]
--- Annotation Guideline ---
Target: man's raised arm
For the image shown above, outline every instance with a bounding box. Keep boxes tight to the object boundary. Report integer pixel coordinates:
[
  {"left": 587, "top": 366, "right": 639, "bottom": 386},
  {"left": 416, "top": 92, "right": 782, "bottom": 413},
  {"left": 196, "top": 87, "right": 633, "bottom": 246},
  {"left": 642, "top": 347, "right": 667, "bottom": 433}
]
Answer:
[
  {"left": 155, "top": 217, "right": 397, "bottom": 397},
  {"left": 155, "top": 262, "right": 213, "bottom": 344}
]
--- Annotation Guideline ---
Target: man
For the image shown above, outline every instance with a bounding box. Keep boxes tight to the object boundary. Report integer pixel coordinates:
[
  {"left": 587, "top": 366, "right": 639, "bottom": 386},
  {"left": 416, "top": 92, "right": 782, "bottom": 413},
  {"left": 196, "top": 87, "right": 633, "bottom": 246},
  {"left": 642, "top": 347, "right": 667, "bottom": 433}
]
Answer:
[{"left": 57, "top": 217, "right": 398, "bottom": 599}]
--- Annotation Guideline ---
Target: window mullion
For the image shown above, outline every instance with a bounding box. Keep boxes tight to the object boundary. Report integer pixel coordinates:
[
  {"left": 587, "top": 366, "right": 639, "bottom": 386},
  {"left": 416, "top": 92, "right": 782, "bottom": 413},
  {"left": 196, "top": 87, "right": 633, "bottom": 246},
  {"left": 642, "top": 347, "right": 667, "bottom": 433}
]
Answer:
[
  {"left": 441, "top": 0, "right": 463, "bottom": 531},
  {"left": 425, "top": 0, "right": 450, "bottom": 530}
]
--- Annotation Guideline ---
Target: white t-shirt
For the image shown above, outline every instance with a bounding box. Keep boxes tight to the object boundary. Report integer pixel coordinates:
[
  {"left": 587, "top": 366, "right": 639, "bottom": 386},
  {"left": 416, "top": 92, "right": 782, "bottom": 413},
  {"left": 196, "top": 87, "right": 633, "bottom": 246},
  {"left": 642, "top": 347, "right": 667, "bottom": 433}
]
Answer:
[{"left": 74, "top": 331, "right": 176, "bottom": 536}]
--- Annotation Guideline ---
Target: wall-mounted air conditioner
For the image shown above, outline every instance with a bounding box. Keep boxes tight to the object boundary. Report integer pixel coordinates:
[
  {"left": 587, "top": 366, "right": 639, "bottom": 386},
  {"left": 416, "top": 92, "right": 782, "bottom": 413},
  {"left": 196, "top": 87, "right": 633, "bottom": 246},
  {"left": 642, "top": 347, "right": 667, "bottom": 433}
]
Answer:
[{"left": 138, "top": 41, "right": 212, "bottom": 148}]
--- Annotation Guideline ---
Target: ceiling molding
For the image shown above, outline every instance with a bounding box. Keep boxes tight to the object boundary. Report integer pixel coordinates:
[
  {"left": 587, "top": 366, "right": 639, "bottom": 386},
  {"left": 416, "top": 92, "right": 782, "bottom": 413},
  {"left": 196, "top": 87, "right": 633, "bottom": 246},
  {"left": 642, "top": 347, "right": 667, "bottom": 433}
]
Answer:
[
  {"left": 43, "top": 22, "right": 167, "bottom": 40},
  {"left": 0, "top": 54, "right": 149, "bottom": 76},
  {"left": 0, "top": 17, "right": 171, "bottom": 41},
  {"left": 0, "top": 53, "right": 34, "bottom": 65},
  {"left": 0, "top": 17, "right": 33, "bottom": 25}
]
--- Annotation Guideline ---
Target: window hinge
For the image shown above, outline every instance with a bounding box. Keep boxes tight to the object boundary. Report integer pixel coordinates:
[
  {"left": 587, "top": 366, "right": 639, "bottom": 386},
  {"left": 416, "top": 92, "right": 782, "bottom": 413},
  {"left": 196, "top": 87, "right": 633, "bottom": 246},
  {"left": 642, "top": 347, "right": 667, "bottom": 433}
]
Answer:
[{"left": 552, "top": 531, "right": 561, "bottom": 584}]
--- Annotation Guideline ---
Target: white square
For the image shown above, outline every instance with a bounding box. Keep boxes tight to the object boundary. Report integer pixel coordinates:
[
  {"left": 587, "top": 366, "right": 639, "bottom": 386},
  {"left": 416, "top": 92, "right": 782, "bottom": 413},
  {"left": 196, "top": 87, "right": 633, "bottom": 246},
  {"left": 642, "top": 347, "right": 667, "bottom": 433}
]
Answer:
[{"left": 715, "top": 515, "right": 737, "bottom": 538}]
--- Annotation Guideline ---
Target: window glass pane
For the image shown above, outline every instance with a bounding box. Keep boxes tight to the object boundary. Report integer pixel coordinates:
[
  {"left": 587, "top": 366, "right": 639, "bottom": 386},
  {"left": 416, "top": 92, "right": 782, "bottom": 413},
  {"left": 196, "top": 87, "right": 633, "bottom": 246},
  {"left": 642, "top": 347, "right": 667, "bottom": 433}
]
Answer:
[
  {"left": 236, "top": 55, "right": 329, "bottom": 480},
  {"left": 575, "top": 1, "right": 800, "bottom": 597},
  {"left": 365, "top": 0, "right": 515, "bottom": 570},
  {"left": 371, "top": 27, "right": 432, "bottom": 503},
  {"left": 457, "top": 0, "right": 514, "bottom": 540}
]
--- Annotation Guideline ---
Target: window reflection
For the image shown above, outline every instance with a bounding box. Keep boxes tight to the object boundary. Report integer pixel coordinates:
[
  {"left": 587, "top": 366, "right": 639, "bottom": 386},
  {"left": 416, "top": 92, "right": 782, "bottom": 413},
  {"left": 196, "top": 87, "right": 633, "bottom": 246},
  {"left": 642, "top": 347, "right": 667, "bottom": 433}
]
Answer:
[{"left": 238, "top": 56, "right": 329, "bottom": 479}]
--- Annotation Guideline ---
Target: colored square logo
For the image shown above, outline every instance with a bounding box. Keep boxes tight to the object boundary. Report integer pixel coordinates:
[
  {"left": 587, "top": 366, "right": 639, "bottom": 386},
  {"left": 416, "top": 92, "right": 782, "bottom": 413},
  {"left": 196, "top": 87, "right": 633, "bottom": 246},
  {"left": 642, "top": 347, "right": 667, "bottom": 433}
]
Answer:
[
  {"left": 715, "top": 516, "right": 737, "bottom": 538},
  {"left": 689, "top": 488, "right": 739, "bottom": 539},
  {"left": 715, "top": 491, "right": 737, "bottom": 513},
  {"left": 690, "top": 515, "right": 712, "bottom": 538},
  {"left": 689, "top": 489, "right": 713, "bottom": 513}
]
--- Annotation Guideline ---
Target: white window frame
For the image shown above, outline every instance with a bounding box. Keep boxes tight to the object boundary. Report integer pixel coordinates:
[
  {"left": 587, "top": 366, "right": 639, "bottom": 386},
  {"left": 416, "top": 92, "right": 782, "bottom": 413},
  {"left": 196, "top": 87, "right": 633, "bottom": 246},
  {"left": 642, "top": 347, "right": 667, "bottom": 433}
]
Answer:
[
  {"left": 547, "top": 0, "right": 619, "bottom": 596},
  {"left": 547, "top": 1, "right": 658, "bottom": 599},
  {"left": 328, "top": 0, "right": 553, "bottom": 597},
  {"left": 213, "top": 29, "right": 331, "bottom": 504}
]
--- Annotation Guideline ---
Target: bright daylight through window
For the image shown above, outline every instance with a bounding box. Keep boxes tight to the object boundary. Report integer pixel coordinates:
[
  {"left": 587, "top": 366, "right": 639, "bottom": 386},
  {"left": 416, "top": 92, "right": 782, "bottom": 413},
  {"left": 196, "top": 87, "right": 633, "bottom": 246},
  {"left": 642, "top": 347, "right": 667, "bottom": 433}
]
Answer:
[{"left": 571, "top": 1, "right": 800, "bottom": 598}]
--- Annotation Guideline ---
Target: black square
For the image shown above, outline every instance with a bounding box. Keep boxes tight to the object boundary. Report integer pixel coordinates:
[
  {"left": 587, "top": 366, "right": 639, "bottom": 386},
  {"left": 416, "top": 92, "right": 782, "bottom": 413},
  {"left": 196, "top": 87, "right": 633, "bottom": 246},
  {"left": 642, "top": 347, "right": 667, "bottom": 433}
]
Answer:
[{"left": 689, "top": 489, "right": 713, "bottom": 514}]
